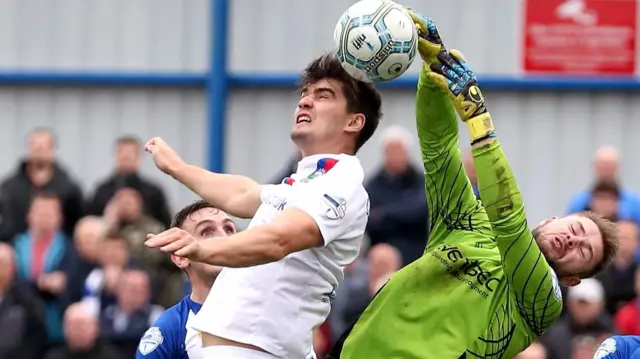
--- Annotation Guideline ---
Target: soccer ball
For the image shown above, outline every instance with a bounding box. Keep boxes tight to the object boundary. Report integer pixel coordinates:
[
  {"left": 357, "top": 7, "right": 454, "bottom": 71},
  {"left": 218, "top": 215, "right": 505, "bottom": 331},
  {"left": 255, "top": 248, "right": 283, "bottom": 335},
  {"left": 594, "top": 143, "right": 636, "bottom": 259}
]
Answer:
[{"left": 333, "top": 0, "right": 418, "bottom": 83}]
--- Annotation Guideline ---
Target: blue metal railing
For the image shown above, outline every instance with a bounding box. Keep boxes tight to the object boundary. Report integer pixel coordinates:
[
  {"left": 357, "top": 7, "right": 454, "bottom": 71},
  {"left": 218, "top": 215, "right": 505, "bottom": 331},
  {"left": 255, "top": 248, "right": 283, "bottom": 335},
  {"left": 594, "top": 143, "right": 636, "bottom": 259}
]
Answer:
[
  {"left": 2, "top": 0, "right": 639, "bottom": 173},
  {"left": 208, "top": 0, "right": 229, "bottom": 173}
]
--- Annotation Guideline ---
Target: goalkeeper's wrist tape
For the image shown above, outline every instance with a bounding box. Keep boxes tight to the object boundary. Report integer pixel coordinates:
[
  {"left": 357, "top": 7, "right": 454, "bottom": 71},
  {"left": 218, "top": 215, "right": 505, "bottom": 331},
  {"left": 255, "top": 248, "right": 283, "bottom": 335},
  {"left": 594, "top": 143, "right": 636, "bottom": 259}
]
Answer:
[{"left": 466, "top": 113, "right": 495, "bottom": 144}]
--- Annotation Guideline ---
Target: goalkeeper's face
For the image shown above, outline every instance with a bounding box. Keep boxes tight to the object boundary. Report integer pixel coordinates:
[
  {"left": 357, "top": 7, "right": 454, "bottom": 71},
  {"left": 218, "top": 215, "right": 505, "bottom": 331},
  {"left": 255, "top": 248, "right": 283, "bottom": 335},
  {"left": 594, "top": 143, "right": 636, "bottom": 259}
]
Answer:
[
  {"left": 292, "top": 78, "right": 364, "bottom": 154},
  {"left": 533, "top": 215, "right": 604, "bottom": 283}
]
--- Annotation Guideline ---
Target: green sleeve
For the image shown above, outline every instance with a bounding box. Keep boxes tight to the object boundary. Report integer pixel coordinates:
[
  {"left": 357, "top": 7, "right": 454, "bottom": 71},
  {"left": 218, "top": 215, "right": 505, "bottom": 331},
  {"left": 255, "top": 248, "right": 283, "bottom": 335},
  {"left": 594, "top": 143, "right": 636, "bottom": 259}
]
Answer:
[
  {"left": 472, "top": 140, "right": 563, "bottom": 335},
  {"left": 416, "top": 67, "right": 491, "bottom": 250}
]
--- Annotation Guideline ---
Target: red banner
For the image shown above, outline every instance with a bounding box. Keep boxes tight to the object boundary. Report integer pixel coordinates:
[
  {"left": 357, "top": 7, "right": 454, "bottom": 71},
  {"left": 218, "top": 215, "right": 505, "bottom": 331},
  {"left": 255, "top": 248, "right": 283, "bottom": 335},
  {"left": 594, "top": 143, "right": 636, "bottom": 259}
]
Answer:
[{"left": 523, "top": 0, "right": 637, "bottom": 75}]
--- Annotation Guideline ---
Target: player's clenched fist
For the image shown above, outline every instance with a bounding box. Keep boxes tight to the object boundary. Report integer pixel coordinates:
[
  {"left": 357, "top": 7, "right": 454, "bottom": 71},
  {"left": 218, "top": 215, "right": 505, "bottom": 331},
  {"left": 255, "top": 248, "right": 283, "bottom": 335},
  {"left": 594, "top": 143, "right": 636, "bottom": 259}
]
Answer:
[
  {"left": 426, "top": 49, "right": 488, "bottom": 122},
  {"left": 427, "top": 49, "right": 495, "bottom": 143},
  {"left": 145, "top": 228, "right": 205, "bottom": 261},
  {"left": 144, "top": 137, "right": 186, "bottom": 176}
]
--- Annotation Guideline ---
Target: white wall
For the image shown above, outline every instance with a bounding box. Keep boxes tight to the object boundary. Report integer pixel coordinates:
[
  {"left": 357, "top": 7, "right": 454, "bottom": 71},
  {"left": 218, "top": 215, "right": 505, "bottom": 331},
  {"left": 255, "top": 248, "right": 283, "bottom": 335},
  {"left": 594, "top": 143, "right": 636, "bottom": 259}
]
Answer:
[
  {"left": 0, "top": 0, "right": 211, "bottom": 211},
  {"left": 228, "top": 0, "right": 640, "bottom": 77},
  {"left": 0, "top": 0, "right": 209, "bottom": 71},
  {"left": 226, "top": 88, "right": 640, "bottom": 223},
  {"left": 0, "top": 87, "right": 207, "bottom": 211},
  {"left": 229, "top": 0, "right": 522, "bottom": 75}
]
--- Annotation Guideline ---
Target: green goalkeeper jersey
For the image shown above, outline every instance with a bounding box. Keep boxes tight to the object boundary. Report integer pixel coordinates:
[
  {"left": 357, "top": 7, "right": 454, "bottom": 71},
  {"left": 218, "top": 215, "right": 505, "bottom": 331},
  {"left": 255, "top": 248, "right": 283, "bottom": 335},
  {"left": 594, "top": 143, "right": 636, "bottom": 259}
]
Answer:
[{"left": 335, "top": 69, "right": 563, "bottom": 359}]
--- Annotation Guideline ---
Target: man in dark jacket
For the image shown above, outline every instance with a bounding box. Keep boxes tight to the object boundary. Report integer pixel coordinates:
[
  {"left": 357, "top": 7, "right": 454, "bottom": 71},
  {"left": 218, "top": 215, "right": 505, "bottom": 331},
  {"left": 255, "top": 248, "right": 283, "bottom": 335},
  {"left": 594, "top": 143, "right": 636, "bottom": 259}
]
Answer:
[
  {"left": 61, "top": 216, "right": 105, "bottom": 309},
  {"left": 87, "top": 135, "right": 171, "bottom": 227},
  {"left": 365, "top": 126, "right": 429, "bottom": 266},
  {"left": 0, "top": 128, "right": 83, "bottom": 242},
  {"left": 541, "top": 278, "right": 614, "bottom": 359},
  {"left": 44, "top": 303, "right": 121, "bottom": 359},
  {"left": 0, "top": 243, "right": 47, "bottom": 359},
  {"left": 100, "top": 269, "right": 164, "bottom": 358}
]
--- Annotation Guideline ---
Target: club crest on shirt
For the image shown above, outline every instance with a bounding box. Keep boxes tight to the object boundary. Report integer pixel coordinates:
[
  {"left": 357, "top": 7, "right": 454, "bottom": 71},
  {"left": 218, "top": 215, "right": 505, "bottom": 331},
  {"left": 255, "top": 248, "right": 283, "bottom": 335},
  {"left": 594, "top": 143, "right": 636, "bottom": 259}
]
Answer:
[
  {"left": 549, "top": 269, "right": 562, "bottom": 301},
  {"left": 321, "top": 194, "right": 346, "bottom": 220},
  {"left": 593, "top": 338, "right": 616, "bottom": 359},
  {"left": 138, "top": 326, "right": 164, "bottom": 355}
]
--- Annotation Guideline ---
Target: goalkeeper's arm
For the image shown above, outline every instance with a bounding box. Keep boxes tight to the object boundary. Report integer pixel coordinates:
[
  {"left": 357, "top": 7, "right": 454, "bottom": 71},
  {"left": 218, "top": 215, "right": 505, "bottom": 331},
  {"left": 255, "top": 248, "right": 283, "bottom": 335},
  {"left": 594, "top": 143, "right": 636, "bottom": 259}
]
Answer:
[{"left": 435, "top": 52, "right": 564, "bottom": 333}]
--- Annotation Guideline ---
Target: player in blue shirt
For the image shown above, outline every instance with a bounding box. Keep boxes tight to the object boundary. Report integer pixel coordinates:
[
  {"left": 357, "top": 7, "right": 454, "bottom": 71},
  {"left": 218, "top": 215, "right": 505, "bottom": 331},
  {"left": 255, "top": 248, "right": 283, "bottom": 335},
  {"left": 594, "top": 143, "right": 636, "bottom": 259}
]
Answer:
[
  {"left": 594, "top": 336, "right": 640, "bottom": 359},
  {"left": 136, "top": 200, "right": 237, "bottom": 359}
]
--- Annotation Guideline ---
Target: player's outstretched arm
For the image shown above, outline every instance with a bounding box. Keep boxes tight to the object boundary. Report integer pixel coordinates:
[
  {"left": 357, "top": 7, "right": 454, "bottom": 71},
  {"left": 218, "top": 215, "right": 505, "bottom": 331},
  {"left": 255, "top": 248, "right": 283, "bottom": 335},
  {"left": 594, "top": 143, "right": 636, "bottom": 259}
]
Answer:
[
  {"left": 145, "top": 137, "right": 261, "bottom": 218},
  {"left": 473, "top": 140, "right": 563, "bottom": 334},
  {"left": 408, "top": 11, "right": 487, "bottom": 248},
  {"left": 146, "top": 157, "right": 369, "bottom": 267},
  {"left": 428, "top": 49, "right": 562, "bottom": 334}
]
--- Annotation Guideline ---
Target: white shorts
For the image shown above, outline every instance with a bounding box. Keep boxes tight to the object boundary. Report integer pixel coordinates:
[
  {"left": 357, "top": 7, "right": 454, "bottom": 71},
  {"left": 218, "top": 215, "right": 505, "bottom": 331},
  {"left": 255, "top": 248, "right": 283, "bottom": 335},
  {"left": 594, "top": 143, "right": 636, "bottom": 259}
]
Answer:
[{"left": 199, "top": 346, "right": 280, "bottom": 359}]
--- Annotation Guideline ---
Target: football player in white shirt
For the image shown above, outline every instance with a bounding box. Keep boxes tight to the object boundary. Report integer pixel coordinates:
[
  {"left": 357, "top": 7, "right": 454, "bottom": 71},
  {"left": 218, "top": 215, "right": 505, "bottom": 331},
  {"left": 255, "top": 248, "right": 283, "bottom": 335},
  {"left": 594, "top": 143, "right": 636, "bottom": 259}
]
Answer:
[{"left": 144, "top": 54, "right": 382, "bottom": 359}]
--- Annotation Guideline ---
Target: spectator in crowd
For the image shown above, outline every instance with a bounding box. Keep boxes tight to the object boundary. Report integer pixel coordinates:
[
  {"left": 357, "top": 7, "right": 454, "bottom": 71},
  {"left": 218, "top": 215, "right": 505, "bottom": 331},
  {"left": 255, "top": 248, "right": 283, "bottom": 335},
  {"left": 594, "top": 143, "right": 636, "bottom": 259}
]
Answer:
[
  {"left": 13, "top": 192, "right": 73, "bottom": 346},
  {"left": 365, "top": 125, "right": 428, "bottom": 266},
  {"left": 541, "top": 279, "right": 614, "bottom": 359},
  {"left": 614, "top": 267, "right": 640, "bottom": 335},
  {"left": 328, "top": 243, "right": 402, "bottom": 343},
  {"left": 82, "top": 232, "right": 136, "bottom": 315},
  {"left": 44, "top": 303, "right": 121, "bottom": 359},
  {"left": 367, "top": 243, "right": 402, "bottom": 294},
  {"left": 598, "top": 220, "right": 639, "bottom": 315},
  {"left": 0, "top": 128, "right": 83, "bottom": 242},
  {"left": 0, "top": 243, "right": 47, "bottom": 359},
  {"left": 103, "top": 186, "right": 180, "bottom": 308},
  {"left": 571, "top": 335, "right": 606, "bottom": 359},
  {"left": 88, "top": 135, "right": 172, "bottom": 227},
  {"left": 100, "top": 269, "right": 163, "bottom": 358},
  {"left": 328, "top": 251, "right": 368, "bottom": 343},
  {"left": 567, "top": 145, "right": 640, "bottom": 224},
  {"left": 62, "top": 216, "right": 105, "bottom": 308},
  {"left": 588, "top": 181, "right": 621, "bottom": 222},
  {"left": 515, "top": 342, "right": 547, "bottom": 359},
  {"left": 462, "top": 148, "right": 480, "bottom": 199}
]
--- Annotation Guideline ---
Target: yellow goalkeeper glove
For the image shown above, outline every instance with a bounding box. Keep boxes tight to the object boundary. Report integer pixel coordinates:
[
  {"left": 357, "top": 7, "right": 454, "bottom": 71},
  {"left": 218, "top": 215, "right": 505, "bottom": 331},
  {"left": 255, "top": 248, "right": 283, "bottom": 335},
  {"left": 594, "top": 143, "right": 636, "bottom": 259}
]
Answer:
[
  {"left": 405, "top": 9, "right": 445, "bottom": 64},
  {"left": 426, "top": 49, "right": 495, "bottom": 144},
  {"left": 406, "top": 9, "right": 494, "bottom": 144}
]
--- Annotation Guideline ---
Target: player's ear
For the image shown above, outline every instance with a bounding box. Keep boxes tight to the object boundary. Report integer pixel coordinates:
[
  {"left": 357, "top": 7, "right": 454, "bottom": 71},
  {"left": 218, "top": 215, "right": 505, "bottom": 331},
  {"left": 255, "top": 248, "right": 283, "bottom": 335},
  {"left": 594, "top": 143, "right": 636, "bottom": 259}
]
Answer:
[
  {"left": 345, "top": 113, "right": 365, "bottom": 134},
  {"left": 171, "top": 254, "right": 189, "bottom": 269},
  {"left": 560, "top": 276, "right": 580, "bottom": 287}
]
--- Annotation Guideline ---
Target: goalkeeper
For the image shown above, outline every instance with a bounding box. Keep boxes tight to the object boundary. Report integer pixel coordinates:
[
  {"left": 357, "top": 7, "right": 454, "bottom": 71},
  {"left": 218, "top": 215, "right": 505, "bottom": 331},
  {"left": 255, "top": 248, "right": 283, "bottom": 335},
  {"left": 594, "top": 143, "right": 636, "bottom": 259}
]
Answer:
[{"left": 328, "top": 9, "right": 619, "bottom": 359}]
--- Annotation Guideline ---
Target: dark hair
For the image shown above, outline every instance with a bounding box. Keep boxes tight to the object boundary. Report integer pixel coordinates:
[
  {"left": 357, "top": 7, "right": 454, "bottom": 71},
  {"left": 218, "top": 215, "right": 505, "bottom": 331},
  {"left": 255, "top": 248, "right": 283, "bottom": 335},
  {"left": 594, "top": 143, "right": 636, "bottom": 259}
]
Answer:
[
  {"left": 105, "top": 230, "right": 125, "bottom": 241},
  {"left": 299, "top": 54, "right": 382, "bottom": 152},
  {"left": 171, "top": 200, "right": 220, "bottom": 229},
  {"left": 115, "top": 135, "right": 142, "bottom": 149},
  {"left": 591, "top": 181, "right": 620, "bottom": 198}
]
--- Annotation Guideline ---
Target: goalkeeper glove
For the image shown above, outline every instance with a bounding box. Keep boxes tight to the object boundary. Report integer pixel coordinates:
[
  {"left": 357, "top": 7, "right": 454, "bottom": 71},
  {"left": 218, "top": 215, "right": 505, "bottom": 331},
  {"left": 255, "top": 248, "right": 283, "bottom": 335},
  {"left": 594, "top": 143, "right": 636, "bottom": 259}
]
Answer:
[
  {"left": 426, "top": 49, "right": 496, "bottom": 144},
  {"left": 405, "top": 9, "right": 445, "bottom": 62}
]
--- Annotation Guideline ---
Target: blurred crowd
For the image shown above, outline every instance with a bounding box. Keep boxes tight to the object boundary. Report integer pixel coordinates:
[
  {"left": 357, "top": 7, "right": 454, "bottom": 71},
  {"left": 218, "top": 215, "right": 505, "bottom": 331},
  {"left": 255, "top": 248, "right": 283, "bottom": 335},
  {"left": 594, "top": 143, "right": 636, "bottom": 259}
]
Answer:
[
  {"left": 0, "top": 125, "right": 637, "bottom": 359},
  {"left": 0, "top": 128, "right": 178, "bottom": 359}
]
